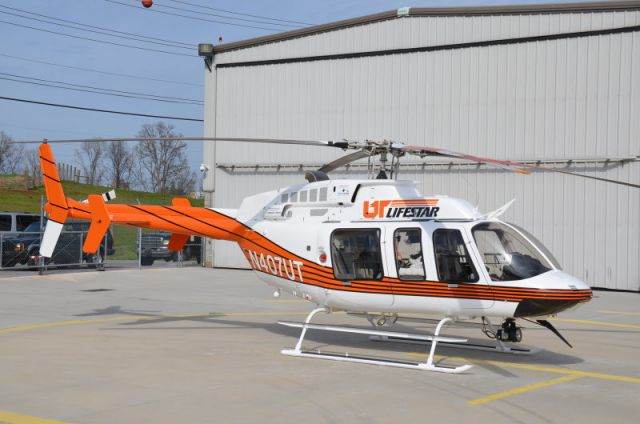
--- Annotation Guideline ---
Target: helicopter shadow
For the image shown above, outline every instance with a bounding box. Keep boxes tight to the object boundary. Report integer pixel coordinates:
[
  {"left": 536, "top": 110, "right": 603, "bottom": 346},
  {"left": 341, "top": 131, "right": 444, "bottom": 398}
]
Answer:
[{"left": 77, "top": 305, "right": 585, "bottom": 377}]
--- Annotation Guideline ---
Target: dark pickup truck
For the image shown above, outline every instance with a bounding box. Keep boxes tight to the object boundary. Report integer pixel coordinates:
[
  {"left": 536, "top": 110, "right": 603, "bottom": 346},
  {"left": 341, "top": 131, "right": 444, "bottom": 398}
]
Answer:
[
  {"left": 1, "top": 220, "right": 115, "bottom": 268},
  {"left": 138, "top": 232, "right": 201, "bottom": 266}
]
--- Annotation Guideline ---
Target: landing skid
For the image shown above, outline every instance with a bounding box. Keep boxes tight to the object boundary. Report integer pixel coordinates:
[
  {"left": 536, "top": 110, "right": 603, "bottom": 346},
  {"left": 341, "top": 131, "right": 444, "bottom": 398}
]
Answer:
[
  {"left": 369, "top": 335, "right": 542, "bottom": 355},
  {"left": 278, "top": 308, "right": 473, "bottom": 374}
]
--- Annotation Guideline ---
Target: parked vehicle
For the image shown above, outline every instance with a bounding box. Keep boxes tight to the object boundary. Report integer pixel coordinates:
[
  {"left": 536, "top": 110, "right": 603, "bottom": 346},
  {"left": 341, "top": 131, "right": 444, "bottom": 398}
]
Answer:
[
  {"left": 1, "top": 220, "right": 114, "bottom": 268},
  {"left": 0, "top": 211, "right": 39, "bottom": 233},
  {"left": 138, "top": 232, "right": 201, "bottom": 266}
]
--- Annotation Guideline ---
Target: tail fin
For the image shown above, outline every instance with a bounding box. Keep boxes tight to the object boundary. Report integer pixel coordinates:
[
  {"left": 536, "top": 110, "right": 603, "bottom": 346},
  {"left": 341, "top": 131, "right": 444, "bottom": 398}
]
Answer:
[
  {"left": 83, "top": 194, "right": 111, "bottom": 254},
  {"left": 39, "top": 142, "right": 69, "bottom": 257}
]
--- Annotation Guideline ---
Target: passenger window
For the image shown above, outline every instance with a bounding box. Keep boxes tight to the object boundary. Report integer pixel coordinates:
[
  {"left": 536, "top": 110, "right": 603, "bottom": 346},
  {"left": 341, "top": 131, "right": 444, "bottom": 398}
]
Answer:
[
  {"left": 394, "top": 228, "right": 425, "bottom": 280},
  {"left": 16, "top": 215, "right": 38, "bottom": 231},
  {"left": 280, "top": 193, "right": 288, "bottom": 203},
  {"left": 331, "top": 229, "right": 383, "bottom": 280},
  {"left": 300, "top": 191, "right": 308, "bottom": 202},
  {"left": 309, "top": 189, "right": 318, "bottom": 202},
  {"left": 433, "top": 229, "right": 478, "bottom": 283},
  {"left": 0, "top": 214, "right": 11, "bottom": 231}
]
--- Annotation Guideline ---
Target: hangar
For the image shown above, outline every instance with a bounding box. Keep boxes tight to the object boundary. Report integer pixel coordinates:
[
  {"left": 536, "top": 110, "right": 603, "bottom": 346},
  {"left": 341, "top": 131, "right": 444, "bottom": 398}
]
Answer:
[{"left": 199, "top": 1, "right": 640, "bottom": 291}]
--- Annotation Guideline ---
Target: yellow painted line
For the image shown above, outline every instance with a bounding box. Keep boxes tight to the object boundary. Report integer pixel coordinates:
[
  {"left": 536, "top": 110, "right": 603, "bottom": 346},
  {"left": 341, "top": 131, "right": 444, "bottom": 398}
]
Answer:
[
  {"left": 0, "top": 410, "right": 69, "bottom": 424},
  {"left": 0, "top": 316, "right": 135, "bottom": 335},
  {"left": 218, "top": 311, "right": 311, "bottom": 316},
  {"left": 550, "top": 318, "right": 640, "bottom": 329},
  {"left": 468, "top": 375, "right": 581, "bottom": 405},
  {"left": 0, "top": 311, "right": 313, "bottom": 336},
  {"left": 598, "top": 310, "right": 640, "bottom": 316},
  {"left": 406, "top": 353, "right": 640, "bottom": 384}
]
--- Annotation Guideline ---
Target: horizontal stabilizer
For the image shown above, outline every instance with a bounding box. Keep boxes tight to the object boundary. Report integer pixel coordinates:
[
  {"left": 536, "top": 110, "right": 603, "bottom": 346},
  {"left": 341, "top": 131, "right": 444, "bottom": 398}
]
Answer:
[{"left": 81, "top": 189, "right": 116, "bottom": 204}]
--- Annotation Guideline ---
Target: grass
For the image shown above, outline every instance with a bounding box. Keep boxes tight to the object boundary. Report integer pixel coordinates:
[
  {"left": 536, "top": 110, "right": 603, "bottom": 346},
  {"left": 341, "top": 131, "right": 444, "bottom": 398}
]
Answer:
[{"left": 0, "top": 181, "right": 204, "bottom": 260}]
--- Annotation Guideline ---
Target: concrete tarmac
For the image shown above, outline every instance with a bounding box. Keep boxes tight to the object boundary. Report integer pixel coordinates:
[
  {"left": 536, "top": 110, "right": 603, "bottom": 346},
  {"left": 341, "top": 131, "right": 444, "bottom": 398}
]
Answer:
[{"left": 1, "top": 265, "right": 639, "bottom": 424}]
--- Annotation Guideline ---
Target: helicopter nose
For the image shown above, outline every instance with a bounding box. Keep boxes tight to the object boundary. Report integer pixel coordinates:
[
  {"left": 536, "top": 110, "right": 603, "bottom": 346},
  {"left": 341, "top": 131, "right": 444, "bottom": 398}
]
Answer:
[
  {"left": 551, "top": 271, "right": 591, "bottom": 291},
  {"left": 513, "top": 271, "right": 592, "bottom": 317}
]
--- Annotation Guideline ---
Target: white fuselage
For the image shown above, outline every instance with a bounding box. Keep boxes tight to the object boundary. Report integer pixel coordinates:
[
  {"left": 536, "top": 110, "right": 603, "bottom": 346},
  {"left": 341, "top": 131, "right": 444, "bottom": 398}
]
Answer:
[{"left": 226, "top": 178, "right": 591, "bottom": 320}]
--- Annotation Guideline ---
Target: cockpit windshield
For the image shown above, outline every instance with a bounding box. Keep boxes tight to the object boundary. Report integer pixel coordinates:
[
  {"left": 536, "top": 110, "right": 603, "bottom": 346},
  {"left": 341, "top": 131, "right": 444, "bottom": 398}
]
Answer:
[{"left": 472, "top": 222, "right": 554, "bottom": 281}]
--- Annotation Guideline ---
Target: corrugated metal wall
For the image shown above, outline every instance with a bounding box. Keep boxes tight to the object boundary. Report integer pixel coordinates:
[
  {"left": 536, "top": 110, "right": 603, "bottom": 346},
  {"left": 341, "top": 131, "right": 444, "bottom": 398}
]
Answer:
[{"left": 203, "top": 10, "right": 640, "bottom": 291}]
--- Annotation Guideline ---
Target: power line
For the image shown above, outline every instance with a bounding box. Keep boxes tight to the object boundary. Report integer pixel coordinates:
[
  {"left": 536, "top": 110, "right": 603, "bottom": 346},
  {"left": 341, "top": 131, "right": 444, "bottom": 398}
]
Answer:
[
  {"left": 0, "top": 52, "right": 202, "bottom": 87},
  {"left": 0, "top": 76, "right": 201, "bottom": 104},
  {"left": 0, "top": 8, "right": 191, "bottom": 51},
  {"left": 0, "top": 19, "right": 196, "bottom": 58},
  {"left": 105, "top": 0, "right": 288, "bottom": 32},
  {"left": 155, "top": 1, "right": 303, "bottom": 28},
  {"left": 0, "top": 96, "right": 203, "bottom": 122},
  {"left": 0, "top": 72, "right": 203, "bottom": 104},
  {"left": 166, "top": 0, "right": 313, "bottom": 26},
  {"left": 0, "top": 4, "right": 194, "bottom": 49}
]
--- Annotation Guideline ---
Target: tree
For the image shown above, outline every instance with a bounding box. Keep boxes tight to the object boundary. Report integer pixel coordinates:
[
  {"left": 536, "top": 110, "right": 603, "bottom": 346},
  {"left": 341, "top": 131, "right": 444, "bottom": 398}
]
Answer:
[
  {"left": 23, "top": 148, "right": 41, "bottom": 187},
  {"left": 104, "top": 141, "right": 132, "bottom": 189},
  {"left": 134, "top": 122, "right": 194, "bottom": 194},
  {"left": 0, "top": 131, "right": 23, "bottom": 174},
  {"left": 74, "top": 140, "right": 104, "bottom": 185}
]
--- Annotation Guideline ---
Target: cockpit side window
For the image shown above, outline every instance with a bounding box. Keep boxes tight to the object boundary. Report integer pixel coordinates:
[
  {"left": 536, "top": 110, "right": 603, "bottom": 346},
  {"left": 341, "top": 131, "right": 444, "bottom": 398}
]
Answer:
[
  {"left": 394, "top": 228, "right": 425, "bottom": 281},
  {"left": 472, "top": 222, "right": 553, "bottom": 281},
  {"left": 433, "top": 229, "right": 478, "bottom": 283},
  {"left": 331, "top": 229, "right": 383, "bottom": 281}
]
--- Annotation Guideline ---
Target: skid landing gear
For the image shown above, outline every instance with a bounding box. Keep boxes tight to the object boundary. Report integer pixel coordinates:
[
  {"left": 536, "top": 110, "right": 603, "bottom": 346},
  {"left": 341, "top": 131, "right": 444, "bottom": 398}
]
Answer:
[
  {"left": 279, "top": 308, "right": 472, "bottom": 373},
  {"left": 372, "top": 316, "right": 540, "bottom": 355}
]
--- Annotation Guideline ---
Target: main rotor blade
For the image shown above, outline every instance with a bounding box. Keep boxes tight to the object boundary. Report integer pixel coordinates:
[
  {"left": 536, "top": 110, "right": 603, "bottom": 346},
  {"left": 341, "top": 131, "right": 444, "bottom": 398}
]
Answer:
[
  {"left": 395, "top": 144, "right": 640, "bottom": 188},
  {"left": 12, "top": 137, "right": 350, "bottom": 149},
  {"left": 319, "top": 149, "right": 373, "bottom": 173}
]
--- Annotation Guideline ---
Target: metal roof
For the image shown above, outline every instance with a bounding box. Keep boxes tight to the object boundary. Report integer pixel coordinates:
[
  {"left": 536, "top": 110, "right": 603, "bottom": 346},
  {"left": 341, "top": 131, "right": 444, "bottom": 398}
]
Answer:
[{"left": 209, "top": 1, "right": 640, "bottom": 54}]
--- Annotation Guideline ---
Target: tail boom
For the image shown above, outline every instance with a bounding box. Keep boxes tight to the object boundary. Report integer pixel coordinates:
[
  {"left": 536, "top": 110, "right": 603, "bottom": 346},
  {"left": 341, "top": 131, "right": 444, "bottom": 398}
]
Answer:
[{"left": 39, "top": 141, "right": 242, "bottom": 256}]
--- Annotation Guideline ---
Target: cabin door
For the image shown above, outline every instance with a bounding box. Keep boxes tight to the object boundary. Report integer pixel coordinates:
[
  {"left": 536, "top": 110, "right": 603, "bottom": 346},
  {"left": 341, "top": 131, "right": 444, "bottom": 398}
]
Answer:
[{"left": 325, "top": 227, "right": 394, "bottom": 309}]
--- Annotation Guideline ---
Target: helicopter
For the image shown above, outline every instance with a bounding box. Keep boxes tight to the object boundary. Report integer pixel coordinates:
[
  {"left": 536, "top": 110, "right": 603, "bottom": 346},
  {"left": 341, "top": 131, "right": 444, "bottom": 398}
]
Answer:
[{"left": 32, "top": 136, "right": 637, "bottom": 373}]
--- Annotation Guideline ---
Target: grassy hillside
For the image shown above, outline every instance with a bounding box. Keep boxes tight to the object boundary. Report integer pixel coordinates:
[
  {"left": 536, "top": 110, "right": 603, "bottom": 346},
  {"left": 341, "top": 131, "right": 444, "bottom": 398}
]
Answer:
[{"left": 0, "top": 182, "right": 204, "bottom": 260}]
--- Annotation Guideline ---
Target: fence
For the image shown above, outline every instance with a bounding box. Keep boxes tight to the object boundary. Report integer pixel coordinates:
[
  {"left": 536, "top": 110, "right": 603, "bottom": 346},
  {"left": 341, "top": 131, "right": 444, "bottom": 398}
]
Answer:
[
  {"left": 0, "top": 227, "right": 204, "bottom": 272},
  {"left": 0, "top": 230, "right": 107, "bottom": 271}
]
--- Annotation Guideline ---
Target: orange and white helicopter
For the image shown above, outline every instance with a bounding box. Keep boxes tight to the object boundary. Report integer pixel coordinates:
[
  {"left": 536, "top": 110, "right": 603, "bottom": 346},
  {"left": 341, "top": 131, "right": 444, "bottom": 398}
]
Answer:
[{"left": 32, "top": 137, "right": 638, "bottom": 373}]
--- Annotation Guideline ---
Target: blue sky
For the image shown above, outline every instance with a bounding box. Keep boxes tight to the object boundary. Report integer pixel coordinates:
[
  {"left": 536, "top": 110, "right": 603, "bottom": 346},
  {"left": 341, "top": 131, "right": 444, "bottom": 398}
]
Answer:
[{"left": 0, "top": 0, "right": 578, "bottom": 170}]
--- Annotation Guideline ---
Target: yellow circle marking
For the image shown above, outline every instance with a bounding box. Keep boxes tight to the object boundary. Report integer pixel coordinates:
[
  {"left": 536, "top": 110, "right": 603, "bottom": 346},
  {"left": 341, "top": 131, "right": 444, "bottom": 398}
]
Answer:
[
  {"left": 0, "top": 410, "right": 69, "bottom": 424},
  {"left": 468, "top": 375, "right": 582, "bottom": 405}
]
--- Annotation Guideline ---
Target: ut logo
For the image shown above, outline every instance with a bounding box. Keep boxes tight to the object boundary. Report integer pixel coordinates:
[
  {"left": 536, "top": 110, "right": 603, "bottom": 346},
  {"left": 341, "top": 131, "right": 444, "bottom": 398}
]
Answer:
[{"left": 363, "top": 200, "right": 391, "bottom": 218}]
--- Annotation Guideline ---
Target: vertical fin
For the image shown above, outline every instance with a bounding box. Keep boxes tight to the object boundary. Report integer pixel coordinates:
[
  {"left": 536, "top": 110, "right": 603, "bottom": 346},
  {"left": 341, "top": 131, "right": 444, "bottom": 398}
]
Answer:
[
  {"left": 40, "top": 221, "right": 63, "bottom": 258},
  {"left": 167, "top": 197, "right": 192, "bottom": 251},
  {"left": 83, "top": 194, "right": 111, "bottom": 254},
  {"left": 39, "top": 142, "right": 69, "bottom": 257},
  {"left": 167, "top": 234, "right": 189, "bottom": 252},
  {"left": 39, "top": 142, "right": 68, "bottom": 223}
]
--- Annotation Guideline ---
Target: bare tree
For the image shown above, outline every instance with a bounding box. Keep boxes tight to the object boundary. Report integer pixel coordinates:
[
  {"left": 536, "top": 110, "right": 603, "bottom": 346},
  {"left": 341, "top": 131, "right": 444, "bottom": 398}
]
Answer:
[
  {"left": 74, "top": 140, "right": 104, "bottom": 185},
  {"left": 105, "top": 141, "right": 132, "bottom": 189},
  {"left": 0, "top": 131, "right": 23, "bottom": 174},
  {"left": 23, "top": 148, "right": 41, "bottom": 186},
  {"left": 134, "top": 122, "right": 194, "bottom": 194}
]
